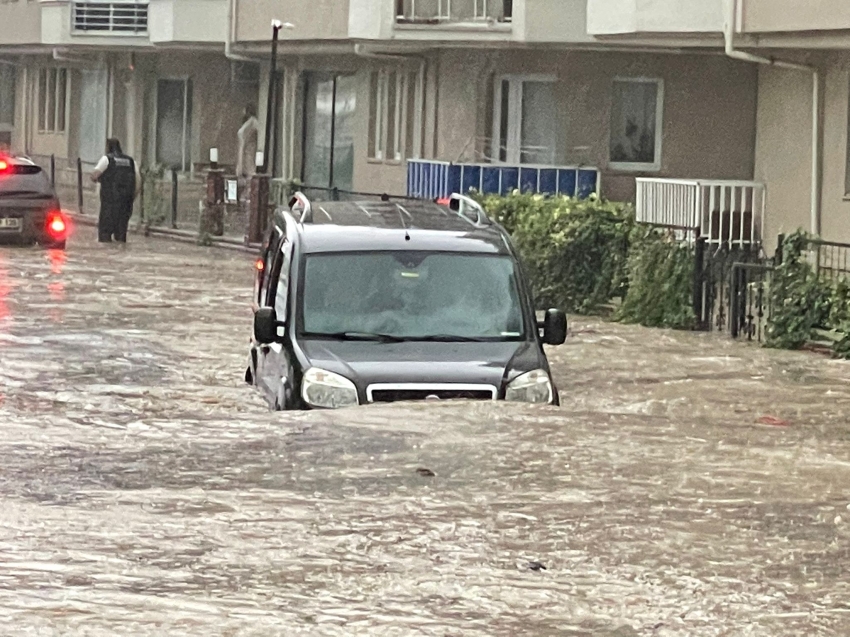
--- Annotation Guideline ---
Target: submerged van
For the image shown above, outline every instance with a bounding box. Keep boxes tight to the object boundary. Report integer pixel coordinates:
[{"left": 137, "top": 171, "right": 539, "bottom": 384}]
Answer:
[{"left": 245, "top": 192, "right": 567, "bottom": 410}]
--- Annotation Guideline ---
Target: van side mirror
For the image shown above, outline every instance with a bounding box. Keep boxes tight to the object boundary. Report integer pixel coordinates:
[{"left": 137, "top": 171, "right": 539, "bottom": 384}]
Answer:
[
  {"left": 539, "top": 309, "right": 567, "bottom": 345},
  {"left": 254, "top": 307, "right": 279, "bottom": 344}
]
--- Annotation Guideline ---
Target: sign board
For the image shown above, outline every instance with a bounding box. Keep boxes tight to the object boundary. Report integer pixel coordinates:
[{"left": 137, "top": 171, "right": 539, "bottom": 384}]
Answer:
[{"left": 225, "top": 179, "right": 238, "bottom": 203}]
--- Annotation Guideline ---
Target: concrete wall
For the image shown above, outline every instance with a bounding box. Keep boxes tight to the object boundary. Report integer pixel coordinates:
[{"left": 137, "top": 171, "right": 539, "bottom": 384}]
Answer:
[
  {"left": 235, "top": 0, "right": 350, "bottom": 41},
  {"left": 818, "top": 55, "right": 850, "bottom": 244},
  {"left": 742, "top": 0, "right": 850, "bottom": 33},
  {"left": 0, "top": 0, "right": 41, "bottom": 46},
  {"left": 587, "top": 0, "right": 722, "bottom": 35},
  {"left": 523, "top": 0, "right": 592, "bottom": 44},
  {"left": 149, "top": 0, "right": 227, "bottom": 43},
  {"left": 753, "top": 65, "right": 814, "bottom": 245}
]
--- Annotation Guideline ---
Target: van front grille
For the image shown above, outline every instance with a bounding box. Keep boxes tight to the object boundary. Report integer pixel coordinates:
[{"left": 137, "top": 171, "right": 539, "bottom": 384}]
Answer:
[{"left": 367, "top": 385, "right": 497, "bottom": 403}]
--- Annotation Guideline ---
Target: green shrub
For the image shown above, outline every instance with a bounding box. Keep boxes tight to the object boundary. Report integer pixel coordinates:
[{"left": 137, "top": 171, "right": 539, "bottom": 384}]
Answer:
[
  {"left": 477, "top": 192, "right": 634, "bottom": 314},
  {"left": 766, "top": 230, "right": 847, "bottom": 353},
  {"left": 615, "top": 226, "right": 696, "bottom": 330}
]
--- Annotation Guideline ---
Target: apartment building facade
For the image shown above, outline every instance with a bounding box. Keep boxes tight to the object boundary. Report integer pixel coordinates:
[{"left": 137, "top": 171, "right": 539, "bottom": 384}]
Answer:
[{"left": 0, "top": 0, "right": 846, "bottom": 246}]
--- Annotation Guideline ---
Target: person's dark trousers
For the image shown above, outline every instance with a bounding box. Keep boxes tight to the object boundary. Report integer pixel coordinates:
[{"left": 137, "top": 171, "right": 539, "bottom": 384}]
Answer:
[
  {"left": 98, "top": 197, "right": 115, "bottom": 242},
  {"left": 113, "top": 198, "right": 134, "bottom": 243}
]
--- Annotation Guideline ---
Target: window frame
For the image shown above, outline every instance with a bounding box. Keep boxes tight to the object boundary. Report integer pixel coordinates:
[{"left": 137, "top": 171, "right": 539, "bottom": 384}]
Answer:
[
  {"left": 273, "top": 240, "right": 293, "bottom": 322},
  {"left": 608, "top": 76, "right": 664, "bottom": 173},
  {"left": 259, "top": 229, "right": 283, "bottom": 306},
  {"left": 368, "top": 67, "right": 423, "bottom": 164},
  {"left": 0, "top": 64, "right": 15, "bottom": 135},
  {"left": 491, "top": 74, "right": 557, "bottom": 166},
  {"left": 37, "top": 66, "right": 69, "bottom": 134}
]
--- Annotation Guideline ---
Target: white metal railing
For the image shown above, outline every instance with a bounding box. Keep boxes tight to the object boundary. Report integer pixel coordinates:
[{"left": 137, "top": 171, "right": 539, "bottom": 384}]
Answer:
[
  {"left": 396, "top": 0, "right": 512, "bottom": 23},
  {"left": 636, "top": 177, "right": 765, "bottom": 247},
  {"left": 72, "top": 1, "right": 148, "bottom": 34}
]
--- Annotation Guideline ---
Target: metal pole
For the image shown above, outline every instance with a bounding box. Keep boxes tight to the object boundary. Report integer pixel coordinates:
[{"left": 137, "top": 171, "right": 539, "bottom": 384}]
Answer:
[
  {"left": 76, "top": 157, "right": 84, "bottom": 213},
  {"left": 171, "top": 168, "right": 178, "bottom": 229},
  {"left": 730, "top": 265, "right": 740, "bottom": 339},
  {"left": 693, "top": 235, "right": 706, "bottom": 330},
  {"left": 261, "top": 21, "right": 281, "bottom": 175},
  {"left": 50, "top": 154, "right": 55, "bottom": 188},
  {"left": 328, "top": 76, "right": 337, "bottom": 188}
]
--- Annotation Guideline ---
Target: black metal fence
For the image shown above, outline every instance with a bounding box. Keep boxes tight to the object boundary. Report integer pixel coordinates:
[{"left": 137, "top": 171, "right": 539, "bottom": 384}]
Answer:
[
  {"left": 725, "top": 235, "right": 850, "bottom": 343},
  {"left": 692, "top": 238, "right": 764, "bottom": 333}
]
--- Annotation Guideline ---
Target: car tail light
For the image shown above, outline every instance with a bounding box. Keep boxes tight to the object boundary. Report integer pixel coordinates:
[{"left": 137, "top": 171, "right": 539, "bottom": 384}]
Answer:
[
  {"left": 255, "top": 258, "right": 264, "bottom": 271},
  {"left": 46, "top": 211, "right": 67, "bottom": 239},
  {"left": 0, "top": 160, "right": 8, "bottom": 172}
]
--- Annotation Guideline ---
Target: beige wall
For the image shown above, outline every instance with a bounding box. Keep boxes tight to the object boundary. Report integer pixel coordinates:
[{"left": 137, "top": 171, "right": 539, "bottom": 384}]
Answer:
[
  {"left": 587, "top": 0, "right": 722, "bottom": 35},
  {"left": 0, "top": 0, "right": 41, "bottom": 46},
  {"left": 753, "top": 65, "right": 815, "bottom": 245},
  {"left": 818, "top": 55, "right": 850, "bottom": 244},
  {"left": 429, "top": 50, "right": 758, "bottom": 202},
  {"left": 140, "top": 52, "right": 257, "bottom": 170},
  {"left": 302, "top": 49, "right": 759, "bottom": 201},
  {"left": 148, "top": 0, "right": 227, "bottom": 43},
  {"left": 236, "top": 0, "right": 350, "bottom": 42},
  {"left": 742, "top": 0, "right": 850, "bottom": 33}
]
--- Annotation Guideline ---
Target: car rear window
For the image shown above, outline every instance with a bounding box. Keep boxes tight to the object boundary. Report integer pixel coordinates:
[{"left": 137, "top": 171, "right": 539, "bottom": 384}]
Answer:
[{"left": 0, "top": 164, "right": 52, "bottom": 195}]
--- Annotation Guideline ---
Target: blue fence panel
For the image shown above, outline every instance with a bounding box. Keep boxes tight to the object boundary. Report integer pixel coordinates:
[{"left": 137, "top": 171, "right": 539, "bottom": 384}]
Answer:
[
  {"left": 557, "top": 169, "right": 577, "bottom": 197},
  {"left": 577, "top": 169, "right": 598, "bottom": 199},
  {"left": 539, "top": 169, "right": 557, "bottom": 195},
  {"left": 519, "top": 168, "right": 538, "bottom": 193},
  {"left": 407, "top": 161, "right": 599, "bottom": 200},
  {"left": 481, "top": 167, "right": 500, "bottom": 195}
]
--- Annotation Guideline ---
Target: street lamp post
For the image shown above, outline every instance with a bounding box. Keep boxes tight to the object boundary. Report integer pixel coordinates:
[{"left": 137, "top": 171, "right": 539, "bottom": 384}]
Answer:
[{"left": 261, "top": 19, "right": 288, "bottom": 175}]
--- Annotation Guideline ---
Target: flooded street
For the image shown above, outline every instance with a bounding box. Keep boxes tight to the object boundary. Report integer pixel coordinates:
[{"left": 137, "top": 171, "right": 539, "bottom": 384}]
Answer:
[{"left": 1, "top": 226, "right": 850, "bottom": 636}]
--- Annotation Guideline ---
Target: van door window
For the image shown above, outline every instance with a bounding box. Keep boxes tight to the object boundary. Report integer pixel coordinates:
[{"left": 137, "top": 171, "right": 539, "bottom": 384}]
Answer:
[
  {"left": 259, "top": 231, "right": 282, "bottom": 305},
  {"left": 265, "top": 239, "right": 292, "bottom": 319}
]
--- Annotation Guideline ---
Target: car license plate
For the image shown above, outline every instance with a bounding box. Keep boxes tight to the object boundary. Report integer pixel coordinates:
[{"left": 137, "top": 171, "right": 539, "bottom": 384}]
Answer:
[{"left": 0, "top": 217, "right": 21, "bottom": 230}]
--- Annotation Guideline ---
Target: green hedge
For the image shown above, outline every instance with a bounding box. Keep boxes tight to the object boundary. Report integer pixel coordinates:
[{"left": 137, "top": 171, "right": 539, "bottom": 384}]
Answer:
[
  {"left": 615, "top": 226, "right": 696, "bottom": 330},
  {"left": 478, "top": 192, "right": 634, "bottom": 314},
  {"left": 766, "top": 231, "right": 850, "bottom": 357}
]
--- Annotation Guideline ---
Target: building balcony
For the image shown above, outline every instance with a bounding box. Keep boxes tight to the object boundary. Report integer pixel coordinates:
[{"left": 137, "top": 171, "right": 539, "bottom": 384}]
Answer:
[
  {"left": 42, "top": 0, "right": 226, "bottom": 47},
  {"left": 72, "top": 1, "right": 148, "bottom": 36},
  {"left": 395, "top": 0, "right": 511, "bottom": 26}
]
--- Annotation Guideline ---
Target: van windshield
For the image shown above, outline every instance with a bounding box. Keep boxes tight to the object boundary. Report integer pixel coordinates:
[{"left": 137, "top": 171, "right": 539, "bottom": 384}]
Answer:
[{"left": 300, "top": 251, "right": 525, "bottom": 341}]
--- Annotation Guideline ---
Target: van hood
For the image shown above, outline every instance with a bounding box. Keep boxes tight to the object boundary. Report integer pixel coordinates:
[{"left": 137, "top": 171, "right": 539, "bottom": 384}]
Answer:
[{"left": 297, "top": 339, "right": 545, "bottom": 395}]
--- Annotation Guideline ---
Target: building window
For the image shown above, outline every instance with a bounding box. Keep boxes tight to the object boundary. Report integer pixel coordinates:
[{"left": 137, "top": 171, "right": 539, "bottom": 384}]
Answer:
[
  {"left": 396, "top": 0, "right": 512, "bottom": 23},
  {"left": 368, "top": 68, "right": 422, "bottom": 162},
  {"left": 492, "top": 75, "right": 556, "bottom": 165},
  {"left": 156, "top": 78, "right": 193, "bottom": 172},
  {"left": 0, "top": 65, "right": 14, "bottom": 147},
  {"left": 609, "top": 78, "right": 663, "bottom": 171},
  {"left": 38, "top": 67, "right": 68, "bottom": 134}
]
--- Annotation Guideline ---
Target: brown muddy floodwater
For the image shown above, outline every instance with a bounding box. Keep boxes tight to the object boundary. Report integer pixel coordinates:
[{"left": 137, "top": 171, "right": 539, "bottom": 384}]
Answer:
[{"left": 0, "top": 226, "right": 849, "bottom": 636}]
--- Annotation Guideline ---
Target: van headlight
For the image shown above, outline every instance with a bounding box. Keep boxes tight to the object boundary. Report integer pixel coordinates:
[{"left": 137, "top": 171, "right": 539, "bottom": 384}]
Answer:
[
  {"left": 505, "top": 369, "right": 554, "bottom": 404},
  {"left": 301, "top": 368, "right": 359, "bottom": 409}
]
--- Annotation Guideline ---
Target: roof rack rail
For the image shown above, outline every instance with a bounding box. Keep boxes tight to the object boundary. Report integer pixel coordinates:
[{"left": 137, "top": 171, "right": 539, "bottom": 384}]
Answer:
[
  {"left": 443, "top": 193, "right": 491, "bottom": 226},
  {"left": 288, "top": 191, "right": 313, "bottom": 223}
]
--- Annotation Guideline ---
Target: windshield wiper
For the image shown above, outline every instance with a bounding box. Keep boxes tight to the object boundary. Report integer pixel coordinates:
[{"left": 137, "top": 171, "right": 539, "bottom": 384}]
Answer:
[
  {"left": 302, "top": 331, "right": 406, "bottom": 343},
  {"left": 403, "top": 335, "right": 496, "bottom": 343}
]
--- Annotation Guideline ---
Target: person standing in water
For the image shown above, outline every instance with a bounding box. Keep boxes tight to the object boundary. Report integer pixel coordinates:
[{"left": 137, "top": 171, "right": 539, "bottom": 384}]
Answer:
[{"left": 90, "top": 138, "right": 140, "bottom": 243}]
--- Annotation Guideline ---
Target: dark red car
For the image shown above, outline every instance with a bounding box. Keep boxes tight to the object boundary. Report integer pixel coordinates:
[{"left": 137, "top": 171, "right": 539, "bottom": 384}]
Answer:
[{"left": 0, "top": 155, "right": 68, "bottom": 249}]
